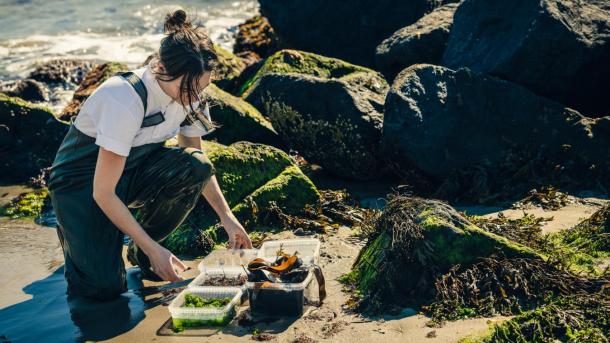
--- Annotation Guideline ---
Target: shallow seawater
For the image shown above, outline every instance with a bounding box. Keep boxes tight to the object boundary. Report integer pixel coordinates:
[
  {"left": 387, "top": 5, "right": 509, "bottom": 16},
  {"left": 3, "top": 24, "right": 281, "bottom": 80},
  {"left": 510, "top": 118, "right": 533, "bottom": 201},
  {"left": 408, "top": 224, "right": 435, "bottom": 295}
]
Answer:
[
  {"left": 0, "top": 266, "right": 150, "bottom": 342},
  {"left": 0, "top": 0, "right": 258, "bottom": 80}
]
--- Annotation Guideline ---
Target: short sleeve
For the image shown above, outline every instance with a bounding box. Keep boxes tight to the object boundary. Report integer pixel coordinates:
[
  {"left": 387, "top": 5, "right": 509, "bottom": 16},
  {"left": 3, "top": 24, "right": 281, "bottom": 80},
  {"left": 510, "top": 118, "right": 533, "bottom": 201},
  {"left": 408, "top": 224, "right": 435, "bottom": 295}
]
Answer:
[
  {"left": 179, "top": 102, "right": 212, "bottom": 137},
  {"left": 92, "top": 89, "right": 142, "bottom": 157}
]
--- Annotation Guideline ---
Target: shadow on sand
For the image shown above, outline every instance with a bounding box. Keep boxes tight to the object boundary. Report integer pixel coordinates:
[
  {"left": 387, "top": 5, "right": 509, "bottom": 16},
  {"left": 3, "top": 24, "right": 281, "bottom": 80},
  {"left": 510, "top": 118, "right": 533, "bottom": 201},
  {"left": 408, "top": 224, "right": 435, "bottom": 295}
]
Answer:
[{"left": 0, "top": 266, "right": 148, "bottom": 342}]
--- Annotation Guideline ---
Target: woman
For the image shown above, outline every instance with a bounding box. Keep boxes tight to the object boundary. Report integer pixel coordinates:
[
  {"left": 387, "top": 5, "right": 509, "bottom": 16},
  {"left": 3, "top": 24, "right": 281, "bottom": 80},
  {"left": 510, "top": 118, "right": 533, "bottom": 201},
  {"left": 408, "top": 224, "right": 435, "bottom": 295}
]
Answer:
[{"left": 47, "top": 9, "right": 252, "bottom": 301}]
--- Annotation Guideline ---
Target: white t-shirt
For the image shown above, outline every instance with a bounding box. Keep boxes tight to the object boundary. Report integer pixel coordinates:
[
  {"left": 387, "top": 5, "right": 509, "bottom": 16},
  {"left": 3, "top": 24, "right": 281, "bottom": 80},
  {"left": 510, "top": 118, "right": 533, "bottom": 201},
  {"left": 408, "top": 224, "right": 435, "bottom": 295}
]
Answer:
[{"left": 73, "top": 62, "right": 211, "bottom": 157}]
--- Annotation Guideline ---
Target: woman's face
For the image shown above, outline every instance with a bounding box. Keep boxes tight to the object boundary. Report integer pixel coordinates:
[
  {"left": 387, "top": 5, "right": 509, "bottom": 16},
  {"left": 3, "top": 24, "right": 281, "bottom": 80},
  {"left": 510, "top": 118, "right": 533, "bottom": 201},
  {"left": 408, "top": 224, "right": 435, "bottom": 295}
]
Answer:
[{"left": 153, "top": 61, "right": 212, "bottom": 107}]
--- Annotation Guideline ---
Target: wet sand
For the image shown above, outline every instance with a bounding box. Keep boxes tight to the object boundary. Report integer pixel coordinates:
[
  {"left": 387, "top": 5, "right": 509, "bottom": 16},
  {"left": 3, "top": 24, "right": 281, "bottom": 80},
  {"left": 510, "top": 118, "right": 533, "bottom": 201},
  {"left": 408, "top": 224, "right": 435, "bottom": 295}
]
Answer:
[{"left": 0, "top": 189, "right": 606, "bottom": 342}]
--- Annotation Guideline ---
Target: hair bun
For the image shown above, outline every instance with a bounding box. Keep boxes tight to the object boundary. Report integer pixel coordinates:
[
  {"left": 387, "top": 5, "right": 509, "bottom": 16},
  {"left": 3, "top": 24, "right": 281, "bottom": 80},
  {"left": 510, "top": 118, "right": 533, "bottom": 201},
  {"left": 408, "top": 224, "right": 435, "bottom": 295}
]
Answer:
[{"left": 164, "top": 9, "right": 190, "bottom": 33}]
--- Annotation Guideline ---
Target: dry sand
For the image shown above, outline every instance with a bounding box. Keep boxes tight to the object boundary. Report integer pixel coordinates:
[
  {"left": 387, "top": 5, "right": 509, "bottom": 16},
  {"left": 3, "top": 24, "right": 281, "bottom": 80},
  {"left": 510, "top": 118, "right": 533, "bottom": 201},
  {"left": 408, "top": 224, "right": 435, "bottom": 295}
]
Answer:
[{"left": 0, "top": 187, "right": 607, "bottom": 342}]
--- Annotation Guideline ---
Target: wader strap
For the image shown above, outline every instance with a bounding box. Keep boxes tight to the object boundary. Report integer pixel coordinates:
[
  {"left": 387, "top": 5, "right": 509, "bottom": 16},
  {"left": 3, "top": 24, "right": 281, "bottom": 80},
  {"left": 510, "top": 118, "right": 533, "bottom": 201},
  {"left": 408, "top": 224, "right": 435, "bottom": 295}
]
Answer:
[{"left": 114, "top": 71, "right": 166, "bottom": 128}]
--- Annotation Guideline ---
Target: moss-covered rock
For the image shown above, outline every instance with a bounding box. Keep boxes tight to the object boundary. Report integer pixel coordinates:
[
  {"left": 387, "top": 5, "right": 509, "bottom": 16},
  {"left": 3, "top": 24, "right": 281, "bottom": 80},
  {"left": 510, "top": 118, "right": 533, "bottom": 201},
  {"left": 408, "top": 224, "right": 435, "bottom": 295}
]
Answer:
[
  {"left": 162, "top": 140, "right": 320, "bottom": 256},
  {"left": 212, "top": 44, "right": 246, "bottom": 91},
  {"left": 341, "top": 194, "right": 539, "bottom": 313},
  {"left": 234, "top": 15, "right": 280, "bottom": 60},
  {"left": 0, "top": 94, "right": 68, "bottom": 182},
  {"left": 202, "top": 84, "right": 280, "bottom": 146},
  {"left": 59, "top": 62, "right": 128, "bottom": 121},
  {"left": 243, "top": 50, "right": 389, "bottom": 180}
]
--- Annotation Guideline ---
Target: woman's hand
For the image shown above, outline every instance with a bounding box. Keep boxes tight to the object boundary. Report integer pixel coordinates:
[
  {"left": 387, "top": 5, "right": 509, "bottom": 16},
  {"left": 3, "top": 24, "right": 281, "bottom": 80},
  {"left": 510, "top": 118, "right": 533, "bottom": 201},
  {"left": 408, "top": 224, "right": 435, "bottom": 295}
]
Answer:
[
  {"left": 146, "top": 242, "right": 188, "bottom": 282},
  {"left": 221, "top": 215, "right": 253, "bottom": 249}
]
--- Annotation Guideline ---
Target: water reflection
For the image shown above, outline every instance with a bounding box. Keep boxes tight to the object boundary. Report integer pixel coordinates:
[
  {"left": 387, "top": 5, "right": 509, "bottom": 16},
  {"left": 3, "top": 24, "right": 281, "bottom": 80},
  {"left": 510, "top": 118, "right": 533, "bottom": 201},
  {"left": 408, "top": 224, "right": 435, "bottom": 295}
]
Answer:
[{"left": 0, "top": 266, "right": 148, "bottom": 342}]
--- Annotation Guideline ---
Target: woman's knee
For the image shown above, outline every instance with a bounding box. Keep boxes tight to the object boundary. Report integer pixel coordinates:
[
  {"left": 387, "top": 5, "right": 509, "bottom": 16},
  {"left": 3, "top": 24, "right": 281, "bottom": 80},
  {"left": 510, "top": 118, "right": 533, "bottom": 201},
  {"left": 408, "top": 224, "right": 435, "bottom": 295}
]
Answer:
[{"left": 184, "top": 148, "right": 215, "bottom": 183}]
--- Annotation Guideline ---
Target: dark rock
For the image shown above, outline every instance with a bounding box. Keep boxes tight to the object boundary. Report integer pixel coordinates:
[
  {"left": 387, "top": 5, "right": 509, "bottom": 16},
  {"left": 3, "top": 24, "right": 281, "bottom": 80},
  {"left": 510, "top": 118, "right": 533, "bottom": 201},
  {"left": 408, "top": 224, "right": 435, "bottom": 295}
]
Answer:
[
  {"left": 442, "top": 0, "right": 610, "bottom": 117},
  {"left": 213, "top": 44, "right": 246, "bottom": 91},
  {"left": 234, "top": 15, "right": 280, "bottom": 60},
  {"left": 2, "top": 79, "right": 48, "bottom": 102},
  {"left": 381, "top": 64, "right": 610, "bottom": 203},
  {"left": 28, "top": 59, "right": 96, "bottom": 85},
  {"left": 259, "top": 0, "right": 457, "bottom": 66},
  {"left": 244, "top": 50, "right": 389, "bottom": 181},
  {"left": 0, "top": 94, "right": 68, "bottom": 183},
  {"left": 59, "top": 62, "right": 128, "bottom": 121},
  {"left": 375, "top": 3, "right": 460, "bottom": 81}
]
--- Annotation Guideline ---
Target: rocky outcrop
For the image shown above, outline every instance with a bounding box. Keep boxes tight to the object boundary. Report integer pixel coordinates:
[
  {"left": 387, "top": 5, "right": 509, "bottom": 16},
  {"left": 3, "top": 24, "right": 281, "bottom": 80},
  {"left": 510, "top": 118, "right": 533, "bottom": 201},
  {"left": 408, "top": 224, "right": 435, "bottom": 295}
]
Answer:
[
  {"left": 213, "top": 44, "right": 246, "bottom": 91},
  {"left": 243, "top": 50, "right": 389, "bottom": 180},
  {"left": 0, "top": 94, "right": 68, "bottom": 182},
  {"left": 201, "top": 84, "right": 280, "bottom": 146},
  {"left": 381, "top": 64, "right": 610, "bottom": 202},
  {"left": 233, "top": 15, "right": 280, "bottom": 61},
  {"left": 28, "top": 59, "right": 96, "bottom": 85},
  {"left": 162, "top": 140, "right": 319, "bottom": 255},
  {"left": 442, "top": 0, "right": 610, "bottom": 117},
  {"left": 259, "top": 0, "right": 457, "bottom": 66},
  {"left": 375, "top": 3, "right": 460, "bottom": 81}
]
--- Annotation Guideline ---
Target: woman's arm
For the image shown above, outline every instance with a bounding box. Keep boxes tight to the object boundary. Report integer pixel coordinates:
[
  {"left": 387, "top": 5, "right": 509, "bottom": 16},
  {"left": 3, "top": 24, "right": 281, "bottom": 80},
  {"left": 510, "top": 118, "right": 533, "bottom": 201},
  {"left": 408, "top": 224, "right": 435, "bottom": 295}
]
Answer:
[
  {"left": 92, "top": 147, "right": 187, "bottom": 281},
  {"left": 178, "top": 134, "right": 253, "bottom": 249}
]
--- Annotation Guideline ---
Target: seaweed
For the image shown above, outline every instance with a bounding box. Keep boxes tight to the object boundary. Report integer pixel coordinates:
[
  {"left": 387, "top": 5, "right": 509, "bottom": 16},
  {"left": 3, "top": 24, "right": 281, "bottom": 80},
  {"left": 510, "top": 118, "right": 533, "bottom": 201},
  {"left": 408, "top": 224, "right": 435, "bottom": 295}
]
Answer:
[
  {"left": 467, "top": 212, "right": 549, "bottom": 250},
  {"left": 183, "top": 294, "right": 232, "bottom": 308}
]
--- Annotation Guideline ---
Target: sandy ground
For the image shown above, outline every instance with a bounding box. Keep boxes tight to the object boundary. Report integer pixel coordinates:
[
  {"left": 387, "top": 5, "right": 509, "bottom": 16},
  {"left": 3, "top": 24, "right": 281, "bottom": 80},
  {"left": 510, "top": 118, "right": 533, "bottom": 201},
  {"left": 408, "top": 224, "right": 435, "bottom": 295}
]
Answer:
[{"left": 0, "top": 186, "right": 607, "bottom": 342}]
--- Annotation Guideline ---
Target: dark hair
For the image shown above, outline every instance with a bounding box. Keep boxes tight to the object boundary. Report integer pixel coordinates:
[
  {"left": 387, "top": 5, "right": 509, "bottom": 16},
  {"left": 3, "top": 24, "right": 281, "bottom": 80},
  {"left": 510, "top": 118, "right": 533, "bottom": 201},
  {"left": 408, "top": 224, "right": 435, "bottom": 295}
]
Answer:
[{"left": 154, "top": 9, "right": 219, "bottom": 131}]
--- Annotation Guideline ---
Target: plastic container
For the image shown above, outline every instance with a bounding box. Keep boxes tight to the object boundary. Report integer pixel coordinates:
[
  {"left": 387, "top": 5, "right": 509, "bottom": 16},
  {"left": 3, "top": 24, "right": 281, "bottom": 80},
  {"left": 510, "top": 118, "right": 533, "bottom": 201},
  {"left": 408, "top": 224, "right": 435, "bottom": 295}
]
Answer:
[
  {"left": 257, "top": 239, "right": 321, "bottom": 266},
  {"left": 168, "top": 287, "right": 242, "bottom": 329},
  {"left": 188, "top": 266, "right": 248, "bottom": 291},
  {"left": 246, "top": 270, "right": 313, "bottom": 317},
  {"left": 198, "top": 249, "right": 258, "bottom": 271}
]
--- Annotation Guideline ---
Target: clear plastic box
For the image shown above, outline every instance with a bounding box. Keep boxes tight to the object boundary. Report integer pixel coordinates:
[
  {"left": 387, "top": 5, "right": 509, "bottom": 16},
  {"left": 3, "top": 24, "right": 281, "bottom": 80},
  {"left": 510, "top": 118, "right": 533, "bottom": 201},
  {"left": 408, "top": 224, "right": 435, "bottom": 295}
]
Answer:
[
  {"left": 246, "top": 270, "right": 313, "bottom": 317},
  {"left": 257, "top": 239, "right": 321, "bottom": 266},
  {"left": 188, "top": 266, "right": 248, "bottom": 291},
  {"left": 168, "top": 287, "right": 242, "bottom": 329},
  {"left": 198, "top": 249, "right": 258, "bottom": 271}
]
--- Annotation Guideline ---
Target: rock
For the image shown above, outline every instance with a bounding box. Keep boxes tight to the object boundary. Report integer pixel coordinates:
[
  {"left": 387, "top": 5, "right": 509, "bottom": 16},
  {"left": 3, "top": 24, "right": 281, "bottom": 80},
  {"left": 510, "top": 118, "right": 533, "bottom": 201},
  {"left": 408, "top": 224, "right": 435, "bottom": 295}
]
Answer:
[
  {"left": 0, "top": 94, "right": 68, "bottom": 183},
  {"left": 342, "top": 195, "right": 539, "bottom": 313},
  {"left": 375, "top": 3, "right": 460, "bottom": 81},
  {"left": 213, "top": 44, "right": 247, "bottom": 91},
  {"left": 59, "top": 62, "right": 128, "bottom": 121},
  {"left": 1, "top": 79, "right": 49, "bottom": 102},
  {"left": 202, "top": 84, "right": 280, "bottom": 146},
  {"left": 442, "top": 0, "right": 610, "bottom": 117},
  {"left": 381, "top": 64, "right": 610, "bottom": 203},
  {"left": 243, "top": 50, "right": 389, "bottom": 181},
  {"left": 259, "top": 0, "right": 457, "bottom": 66},
  {"left": 162, "top": 140, "right": 320, "bottom": 255},
  {"left": 28, "top": 59, "right": 96, "bottom": 85},
  {"left": 234, "top": 15, "right": 280, "bottom": 60}
]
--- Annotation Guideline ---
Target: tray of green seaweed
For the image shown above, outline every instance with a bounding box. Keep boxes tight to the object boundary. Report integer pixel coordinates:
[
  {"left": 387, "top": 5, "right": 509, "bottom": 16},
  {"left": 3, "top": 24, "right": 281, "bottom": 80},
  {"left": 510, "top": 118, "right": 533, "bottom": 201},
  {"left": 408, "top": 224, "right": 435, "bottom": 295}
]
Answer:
[{"left": 168, "top": 287, "right": 242, "bottom": 330}]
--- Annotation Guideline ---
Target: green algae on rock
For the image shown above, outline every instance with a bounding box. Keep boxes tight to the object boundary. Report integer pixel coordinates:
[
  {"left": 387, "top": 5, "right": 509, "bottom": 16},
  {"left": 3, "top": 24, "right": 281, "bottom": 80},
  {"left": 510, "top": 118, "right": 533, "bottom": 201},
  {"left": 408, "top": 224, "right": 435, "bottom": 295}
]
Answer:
[
  {"left": 162, "top": 140, "right": 320, "bottom": 256},
  {"left": 243, "top": 50, "right": 389, "bottom": 180},
  {"left": 212, "top": 44, "right": 246, "bottom": 91},
  {"left": 0, "top": 189, "right": 50, "bottom": 219},
  {"left": 0, "top": 94, "right": 68, "bottom": 182},
  {"left": 59, "top": 62, "right": 128, "bottom": 121},
  {"left": 340, "top": 194, "right": 539, "bottom": 313},
  {"left": 201, "top": 84, "right": 279, "bottom": 146}
]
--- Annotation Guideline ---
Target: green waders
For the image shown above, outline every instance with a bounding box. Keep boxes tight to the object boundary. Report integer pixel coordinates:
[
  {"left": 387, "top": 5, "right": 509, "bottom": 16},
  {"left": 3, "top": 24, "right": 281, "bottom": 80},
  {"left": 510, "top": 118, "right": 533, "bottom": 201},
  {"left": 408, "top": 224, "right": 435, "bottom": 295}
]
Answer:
[{"left": 48, "top": 124, "right": 215, "bottom": 301}]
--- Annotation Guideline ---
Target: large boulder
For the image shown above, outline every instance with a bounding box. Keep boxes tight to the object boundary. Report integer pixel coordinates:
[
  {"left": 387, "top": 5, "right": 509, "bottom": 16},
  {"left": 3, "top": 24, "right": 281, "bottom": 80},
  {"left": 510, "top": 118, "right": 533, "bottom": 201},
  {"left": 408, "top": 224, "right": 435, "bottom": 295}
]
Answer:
[
  {"left": 442, "top": 0, "right": 610, "bottom": 117},
  {"left": 212, "top": 44, "right": 246, "bottom": 91},
  {"left": 243, "top": 50, "right": 389, "bottom": 180},
  {"left": 0, "top": 94, "right": 68, "bottom": 183},
  {"left": 59, "top": 62, "right": 128, "bottom": 121},
  {"left": 259, "top": 0, "right": 457, "bottom": 66},
  {"left": 375, "top": 3, "right": 460, "bottom": 81},
  {"left": 381, "top": 64, "right": 610, "bottom": 202},
  {"left": 162, "top": 140, "right": 320, "bottom": 256},
  {"left": 202, "top": 84, "right": 280, "bottom": 146},
  {"left": 0, "top": 79, "right": 49, "bottom": 102},
  {"left": 342, "top": 195, "right": 539, "bottom": 313}
]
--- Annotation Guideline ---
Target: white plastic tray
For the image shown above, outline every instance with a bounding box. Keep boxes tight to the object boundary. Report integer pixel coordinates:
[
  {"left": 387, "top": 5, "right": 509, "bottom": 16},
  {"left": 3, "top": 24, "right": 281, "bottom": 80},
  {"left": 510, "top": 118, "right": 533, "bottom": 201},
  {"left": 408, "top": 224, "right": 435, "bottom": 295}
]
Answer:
[
  {"left": 168, "top": 287, "right": 242, "bottom": 328},
  {"left": 257, "top": 239, "right": 321, "bottom": 266},
  {"left": 198, "top": 248, "right": 258, "bottom": 272},
  {"left": 188, "top": 266, "right": 248, "bottom": 291}
]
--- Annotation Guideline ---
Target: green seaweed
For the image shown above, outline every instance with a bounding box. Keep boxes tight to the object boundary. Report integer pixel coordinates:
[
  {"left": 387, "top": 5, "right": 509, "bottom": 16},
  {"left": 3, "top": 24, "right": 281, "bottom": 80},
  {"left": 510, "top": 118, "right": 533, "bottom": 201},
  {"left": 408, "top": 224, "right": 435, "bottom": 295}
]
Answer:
[
  {"left": 183, "top": 293, "right": 231, "bottom": 308},
  {"left": 1, "top": 189, "right": 49, "bottom": 219}
]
